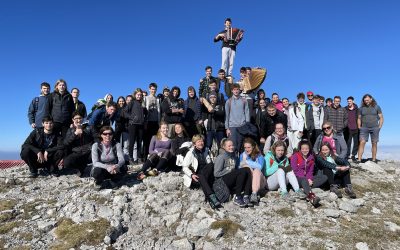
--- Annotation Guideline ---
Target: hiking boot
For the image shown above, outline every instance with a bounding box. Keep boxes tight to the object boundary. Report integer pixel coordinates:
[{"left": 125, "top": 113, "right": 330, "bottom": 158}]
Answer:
[
  {"left": 345, "top": 184, "right": 357, "bottom": 199},
  {"left": 281, "top": 191, "right": 296, "bottom": 202},
  {"left": 243, "top": 195, "right": 253, "bottom": 207},
  {"left": 29, "top": 172, "right": 38, "bottom": 178},
  {"left": 307, "top": 192, "right": 320, "bottom": 207},
  {"left": 294, "top": 190, "right": 307, "bottom": 200},
  {"left": 233, "top": 195, "right": 246, "bottom": 208},
  {"left": 147, "top": 169, "right": 159, "bottom": 176},
  {"left": 330, "top": 184, "right": 343, "bottom": 198},
  {"left": 208, "top": 194, "right": 222, "bottom": 209},
  {"left": 250, "top": 192, "right": 259, "bottom": 205}
]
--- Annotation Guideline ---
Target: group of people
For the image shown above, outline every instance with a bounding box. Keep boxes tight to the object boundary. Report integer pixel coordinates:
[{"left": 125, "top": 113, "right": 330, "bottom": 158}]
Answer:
[
  {"left": 21, "top": 17, "right": 384, "bottom": 208},
  {"left": 22, "top": 71, "right": 384, "bottom": 209}
]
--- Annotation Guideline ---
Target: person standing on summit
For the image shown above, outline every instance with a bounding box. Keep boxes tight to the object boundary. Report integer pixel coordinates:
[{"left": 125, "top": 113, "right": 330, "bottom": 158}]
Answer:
[{"left": 214, "top": 18, "right": 244, "bottom": 77}]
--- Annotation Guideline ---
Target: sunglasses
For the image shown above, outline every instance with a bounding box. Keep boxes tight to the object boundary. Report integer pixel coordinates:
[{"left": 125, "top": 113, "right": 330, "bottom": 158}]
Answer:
[
  {"left": 307, "top": 95, "right": 313, "bottom": 97},
  {"left": 102, "top": 132, "right": 113, "bottom": 136},
  {"left": 323, "top": 126, "right": 331, "bottom": 130}
]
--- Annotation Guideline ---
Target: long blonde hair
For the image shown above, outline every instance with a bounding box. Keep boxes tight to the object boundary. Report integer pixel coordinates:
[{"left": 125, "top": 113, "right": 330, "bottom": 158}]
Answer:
[{"left": 156, "top": 121, "right": 168, "bottom": 140}]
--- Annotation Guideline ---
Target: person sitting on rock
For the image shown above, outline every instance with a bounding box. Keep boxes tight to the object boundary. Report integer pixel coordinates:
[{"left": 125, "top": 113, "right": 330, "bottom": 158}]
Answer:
[
  {"left": 263, "top": 123, "right": 293, "bottom": 157},
  {"left": 214, "top": 138, "right": 252, "bottom": 208},
  {"left": 315, "top": 142, "right": 356, "bottom": 199},
  {"left": 91, "top": 126, "right": 126, "bottom": 190},
  {"left": 313, "top": 121, "right": 347, "bottom": 159},
  {"left": 239, "top": 137, "right": 265, "bottom": 205},
  {"left": 264, "top": 141, "right": 306, "bottom": 200},
  {"left": 291, "top": 140, "right": 327, "bottom": 207},
  {"left": 137, "top": 122, "right": 172, "bottom": 180},
  {"left": 171, "top": 123, "right": 191, "bottom": 169},
  {"left": 21, "top": 116, "right": 64, "bottom": 178},
  {"left": 63, "top": 111, "right": 94, "bottom": 177},
  {"left": 182, "top": 134, "right": 221, "bottom": 209}
]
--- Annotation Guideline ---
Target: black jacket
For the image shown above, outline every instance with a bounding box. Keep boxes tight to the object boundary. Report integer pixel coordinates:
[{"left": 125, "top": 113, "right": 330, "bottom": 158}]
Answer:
[
  {"left": 260, "top": 110, "right": 288, "bottom": 138},
  {"left": 161, "top": 97, "right": 184, "bottom": 124},
  {"left": 124, "top": 100, "right": 147, "bottom": 125},
  {"left": 21, "top": 128, "right": 64, "bottom": 154},
  {"left": 202, "top": 103, "right": 225, "bottom": 131},
  {"left": 63, "top": 126, "right": 94, "bottom": 155},
  {"left": 46, "top": 92, "right": 75, "bottom": 124}
]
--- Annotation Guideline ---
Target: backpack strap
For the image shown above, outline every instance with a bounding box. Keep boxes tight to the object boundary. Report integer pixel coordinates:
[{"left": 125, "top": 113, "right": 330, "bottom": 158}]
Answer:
[
  {"left": 33, "top": 97, "right": 40, "bottom": 113},
  {"left": 97, "top": 142, "right": 118, "bottom": 164}
]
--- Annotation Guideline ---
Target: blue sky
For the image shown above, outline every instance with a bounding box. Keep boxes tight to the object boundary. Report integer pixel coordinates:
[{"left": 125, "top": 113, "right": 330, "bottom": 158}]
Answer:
[{"left": 0, "top": 0, "right": 398, "bottom": 158}]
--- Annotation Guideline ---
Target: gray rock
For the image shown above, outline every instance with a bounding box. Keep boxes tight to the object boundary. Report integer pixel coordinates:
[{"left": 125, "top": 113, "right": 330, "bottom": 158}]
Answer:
[
  {"left": 356, "top": 242, "right": 369, "bottom": 250},
  {"left": 37, "top": 220, "right": 57, "bottom": 231},
  {"left": 186, "top": 218, "right": 216, "bottom": 237},
  {"left": 207, "top": 228, "right": 224, "bottom": 239},
  {"left": 371, "top": 207, "right": 381, "bottom": 214},
  {"left": 327, "top": 192, "right": 338, "bottom": 201},
  {"left": 350, "top": 198, "right": 365, "bottom": 207},
  {"left": 104, "top": 235, "right": 112, "bottom": 245},
  {"left": 168, "top": 238, "right": 193, "bottom": 250},
  {"left": 32, "top": 215, "right": 41, "bottom": 220},
  {"left": 359, "top": 161, "right": 385, "bottom": 173},
  {"left": 324, "top": 209, "right": 340, "bottom": 218},
  {"left": 384, "top": 221, "right": 400, "bottom": 232},
  {"left": 163, "top": 213, "right": 180, "bottom": 228},
  {"left": 294, "top": 202, "right": 308, "bottom": 211},
  {"left": 339, "top": 201, "right": 359, "bottom": 213},
  {"left": 97, "top": 206, "right": 114, "bottom": 220}
]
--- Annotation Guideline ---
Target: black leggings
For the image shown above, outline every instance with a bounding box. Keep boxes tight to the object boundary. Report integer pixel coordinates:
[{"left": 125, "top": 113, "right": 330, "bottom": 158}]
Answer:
[
  {"left": 92, "top": 166, "right": 127, "bottom": 185},
  {"left": 63, "top": 151, "right": 91, "bottom": 173},
  {"left": 141, "top": 151, "right": 172, "bottom": 172},
  {"left": 221, "top": 168, "right": 252, "bottom": 196},
  {"left": 323, "top": 168, "right": 351, "bottom": 186},
  {"left": 196, "top": 163, "right": 215, "bottom": 197},
  {"left": 128, "top": 124, "right": 144, "bottom": 159}
]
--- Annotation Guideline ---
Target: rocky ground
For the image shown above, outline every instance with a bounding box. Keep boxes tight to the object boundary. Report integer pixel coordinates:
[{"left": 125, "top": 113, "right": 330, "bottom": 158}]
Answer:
[{"left": 0, "top": 160, "right": 399, "bottom": 250}]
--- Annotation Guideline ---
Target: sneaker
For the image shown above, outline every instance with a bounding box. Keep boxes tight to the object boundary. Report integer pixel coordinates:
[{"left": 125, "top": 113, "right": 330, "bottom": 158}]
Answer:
[
  {"left": 136, "top": 172, "right": 146, "bottom": 181},
  {"left": 345, "top": 184, "right": 357, "bottom": 199},
  {"left": 250, "top": 193, "right": 259, "bottom": 205},
  {"left": 208, "top": 194, "right": 222, "bottom": 209},
  {"left": 372, "top": 159, "right": 379, "bottom": 164},
  {"left": 307, "top": 192, "right": 320, "bottom": 207},
  {"left": 233, "top": 195, "right": 246, "bottom": 208},
  {"left": 330, "top": 184, "right": 343, "bottom": 198},
  {"left": 294, "top": 190, "right": 307, "bottom": 200},
  {"left": 243, "top": 195, "right": 254, "bottom": 207},
  {"left": 147, "top": 169, "right": 159, "bottom": 176},
  {"left": 29, "top": 172, "right": 38, "bottom": 178},
  {"left": 351, "top": 156, "right": 357, "bottom": 162}
]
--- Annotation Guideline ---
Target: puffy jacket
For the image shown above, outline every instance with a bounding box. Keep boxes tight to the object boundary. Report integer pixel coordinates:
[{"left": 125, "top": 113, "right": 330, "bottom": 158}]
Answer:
[{"left": 46, "top": 91, "right": 75, "bottom": 124}]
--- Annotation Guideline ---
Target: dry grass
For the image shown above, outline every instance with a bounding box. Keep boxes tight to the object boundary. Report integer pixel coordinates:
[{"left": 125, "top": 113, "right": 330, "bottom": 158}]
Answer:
[
  {"left": 50, "top": 217, "right": 110, "bottom": 250},
  {"left": 353, "top": 180, "right": 396, "bottom": 196},
  {"left": 210, "top": 219, "right": 244, "bottom": 237},
  {"left": 0, "top": 200, "right": 17, "bottom": 212},
  {"left": 0, "top": 212, "right": 16, "bottom": 223},
  {"left": 275, "top": 207, "right": 295, "bottom": 218},
  {"left": 0, "top": 221, "right": 22, "bottom": 234},
  {"left": 87, "top": 194, "right": 109, "bottom": 205},
  {"left": 17, "top": 232, "right": 34, "bottom": 241}
]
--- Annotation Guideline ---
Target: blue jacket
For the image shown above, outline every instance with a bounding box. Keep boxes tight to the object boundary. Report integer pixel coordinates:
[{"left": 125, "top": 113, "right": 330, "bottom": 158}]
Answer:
[
  {"left": 89, "top": 107, "right": 115, "bottom": 129},
  {"left": 28, "top": 95, "right": 49, "bottom": 127}
]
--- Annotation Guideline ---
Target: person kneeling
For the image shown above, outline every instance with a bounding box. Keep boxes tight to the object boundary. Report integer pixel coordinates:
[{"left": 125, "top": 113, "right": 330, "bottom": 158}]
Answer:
[
  {"left": 91, "top": 126, "right": 126, "bottom": 190},
  {"left": 20, "top": 116, "right": 64, "bottom": 177}
]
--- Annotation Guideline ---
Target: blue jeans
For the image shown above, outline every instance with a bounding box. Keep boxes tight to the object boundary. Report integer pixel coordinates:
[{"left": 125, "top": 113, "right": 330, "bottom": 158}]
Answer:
[
  {"left": 206, "top": 130, "right": 225, "bottom": 149},
  {"left": 229, "top": 127, "right": 244, "bottom": 153}
]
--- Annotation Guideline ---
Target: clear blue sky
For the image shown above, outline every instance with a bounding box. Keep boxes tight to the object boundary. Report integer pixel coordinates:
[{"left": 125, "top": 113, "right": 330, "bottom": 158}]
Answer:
[{"left": 0, "top": 0, "right": 398, "bottom": 157}]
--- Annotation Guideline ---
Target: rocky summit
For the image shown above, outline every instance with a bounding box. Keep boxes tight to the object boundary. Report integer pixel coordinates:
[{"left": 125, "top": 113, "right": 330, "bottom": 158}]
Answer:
[{"left": 0, "top": 160, "right": 399, "bottom": 250}]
